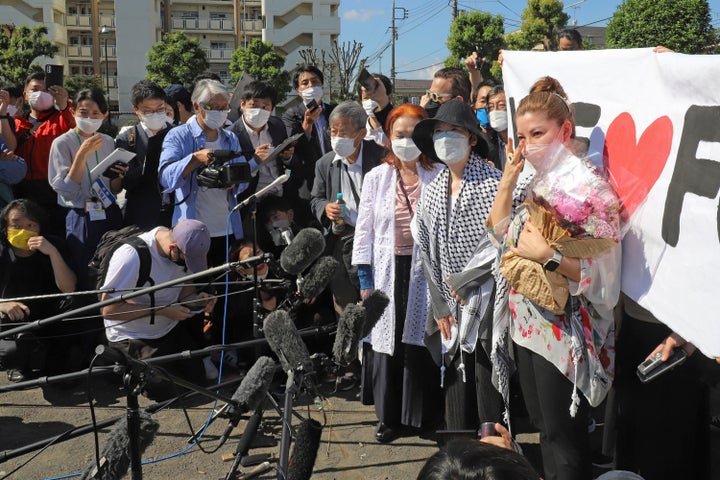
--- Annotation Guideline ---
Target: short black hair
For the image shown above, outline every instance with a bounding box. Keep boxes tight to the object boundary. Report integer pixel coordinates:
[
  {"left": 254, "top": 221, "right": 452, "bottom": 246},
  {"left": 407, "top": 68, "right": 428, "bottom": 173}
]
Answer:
[
  {"left": 1, "top": 84, "right": 22, "bottom": 98},
  {"left": 165, "top": 84, "right": 193, "bottom": 113},
  {"left": 373, "top": 74, "right": 393, "bottom": 95},
  {"left": 241, "top": 81, "right": 278, "bottom": 107},
  {"left": 75, "top": 88, "right": 109, "bottom": 113},
  {"left": 472, "top": 79, "right": 497, "bottom": 103},
  {"left": 259, "top": 195, "right": 292, "bottom": 225},
  {"left": 130, "top": 80, "right": 166, "bottom": 107},
  {"left": 292, "top": 64, "right": 324, "bottom": 89},
  {"left": 24, "top": 72, "right": 46, "bottom": 88},
  {"left": 434, "top": 67, "right": 471, "bottom": 103},
  {"left": 558, "top": 29, "right": 583, "bottom": 47},
  {"left": 487, "top": 85, "right": 505, "bottom": 103},
  {"left": 0, "top": 199, "right": 48, "bottom": 244}
]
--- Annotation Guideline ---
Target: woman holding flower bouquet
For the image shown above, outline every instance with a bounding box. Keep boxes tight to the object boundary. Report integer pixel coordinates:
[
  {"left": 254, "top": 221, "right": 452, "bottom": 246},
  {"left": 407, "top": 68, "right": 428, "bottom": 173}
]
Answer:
[{"left": 487, "top": 77, "right": 621, "bottom": 480}]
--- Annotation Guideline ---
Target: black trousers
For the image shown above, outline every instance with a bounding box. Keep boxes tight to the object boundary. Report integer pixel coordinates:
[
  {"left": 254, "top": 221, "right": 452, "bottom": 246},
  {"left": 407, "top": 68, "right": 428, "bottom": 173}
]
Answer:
[
  {"left": 515, "top": 343, "right": 591, "bottom": 480},
  {"left": 614, "top": 312, "right": 710, "bottom": 480},
  {"left": 444, "top": 334, "right": 504, "bottom": 431}
]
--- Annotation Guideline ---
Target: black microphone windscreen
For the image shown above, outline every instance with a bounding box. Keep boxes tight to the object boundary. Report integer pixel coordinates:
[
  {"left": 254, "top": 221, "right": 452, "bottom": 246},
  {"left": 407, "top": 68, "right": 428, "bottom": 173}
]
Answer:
[
  {"left": 231, "top": 356, "right": 277, "bottom": 413},
  {"left": 360, "top": 290, "right": 390, "bottom": 339},
  {"left": 263, "top": 310, "right": 311, "bottom": 373},
  {"left": 81, "top": 409, "right": 159, "bottom": 480},
  {"left": 279, "top": 228, "right": 325, "bottom": 275},
  {"left": 299, "top": 256, "right": 339, "bottom": 299},
  {"left": 287, "top": 418, "right": 323, "bottom": 480},
  {"left": 332, "top": 303, "right": 366, "bottom": 366}
]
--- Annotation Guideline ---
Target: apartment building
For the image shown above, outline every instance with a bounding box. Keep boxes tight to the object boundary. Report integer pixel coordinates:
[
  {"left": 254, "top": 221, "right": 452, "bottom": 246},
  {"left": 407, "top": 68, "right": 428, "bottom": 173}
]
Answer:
[{"left": 0, "top": 0, "right": 340, "bottom": 111}]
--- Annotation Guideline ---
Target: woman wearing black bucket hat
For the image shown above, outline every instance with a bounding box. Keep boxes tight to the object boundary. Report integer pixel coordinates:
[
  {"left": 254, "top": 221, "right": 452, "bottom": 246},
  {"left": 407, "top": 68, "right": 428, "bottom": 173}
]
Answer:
[{"left": 411, "top": 99, "right": 511, "bottom": 431}]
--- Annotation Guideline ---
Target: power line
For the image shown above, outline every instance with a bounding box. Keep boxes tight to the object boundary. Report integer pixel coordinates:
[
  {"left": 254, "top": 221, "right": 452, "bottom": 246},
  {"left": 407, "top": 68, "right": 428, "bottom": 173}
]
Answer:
[{"left": 396, "top": 60, "right": 445, "bottom": 74}]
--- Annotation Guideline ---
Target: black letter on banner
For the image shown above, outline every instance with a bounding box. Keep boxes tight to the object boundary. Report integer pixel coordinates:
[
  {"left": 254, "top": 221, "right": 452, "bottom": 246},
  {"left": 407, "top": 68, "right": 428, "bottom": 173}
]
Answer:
[
  {"left": 662, "top": 105, "right": 720, "bottom": 246},
  {"left": 572, "top": 102, "right": 602, "bottom": 153}
]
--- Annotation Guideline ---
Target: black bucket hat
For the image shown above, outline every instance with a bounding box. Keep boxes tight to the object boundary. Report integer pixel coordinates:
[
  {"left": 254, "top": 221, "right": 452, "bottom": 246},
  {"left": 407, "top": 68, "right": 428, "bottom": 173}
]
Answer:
[{"left": 412, "top": 99, "right": 489, "bottom": 162}]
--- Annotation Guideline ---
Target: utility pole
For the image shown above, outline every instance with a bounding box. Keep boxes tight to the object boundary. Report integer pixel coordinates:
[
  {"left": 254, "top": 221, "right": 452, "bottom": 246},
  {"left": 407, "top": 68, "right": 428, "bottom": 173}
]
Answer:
[
  {"left": 391, "top": 2, "right": 408, "bottom": 88},
  {"left": 452, "top": 0, "right": 458, "bottom": 19}
]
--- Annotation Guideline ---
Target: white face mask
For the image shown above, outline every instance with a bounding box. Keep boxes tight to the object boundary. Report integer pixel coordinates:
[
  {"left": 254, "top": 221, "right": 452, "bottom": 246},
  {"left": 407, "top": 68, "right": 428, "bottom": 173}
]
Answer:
[
  {"left": 75, "top": 117, "right": 104, "bottom": 135},
  {"left": 433, "top": 131, "right": 470, "bottom": 165},
  {"left": 202, "top": 110, "right": 228, "bottom": 130},
  {"left": 6, "top": 105, "right": 18, "bottom": 117},
  {"left": 489, "top": 110, "right": 508, "bottom": 131},
  {"left": 244, "top": 108, "right": 271, "bottom": 129},
  {"left": 140, "top": 112, "right": 167, "bottom": 131},
  {"left": 165, "top": 114, "right": 175, "bottom": 125},
  {"left": 331, "top": 136, "right": 357, "bottom": 158},
  {"left": 28, "top": 91, "right": 54, "bottom": 111},
  {"left": 391, "top": 138, "right": 421, "bottom": 163},
  {"left": 301, "top": 86, "right": 323, "bottom": 105},
  {"left": 362, "top": 98, "right": 378, "bottom": 114}
]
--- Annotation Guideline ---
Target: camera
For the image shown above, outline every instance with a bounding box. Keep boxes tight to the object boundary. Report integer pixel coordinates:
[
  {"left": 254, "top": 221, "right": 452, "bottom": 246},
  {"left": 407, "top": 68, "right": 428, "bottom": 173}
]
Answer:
[{"left": 196, "top": 150, "right": 252, "bottom": 189}]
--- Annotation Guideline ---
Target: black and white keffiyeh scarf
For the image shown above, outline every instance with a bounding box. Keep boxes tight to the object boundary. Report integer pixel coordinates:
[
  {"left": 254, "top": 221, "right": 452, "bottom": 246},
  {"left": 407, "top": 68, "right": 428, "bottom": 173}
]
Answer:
[{"left": 415, "top": 155, "right": 501, "bottom": 353}]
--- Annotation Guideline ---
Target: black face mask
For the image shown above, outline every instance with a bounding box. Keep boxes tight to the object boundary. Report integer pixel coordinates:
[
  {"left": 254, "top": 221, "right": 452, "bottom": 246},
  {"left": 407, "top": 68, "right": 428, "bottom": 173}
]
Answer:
[
  {"left": 172, "top": 258, "right": 186, "bottom": 269},
  {"left": 424, "top": 100, "right": 441, "bottom": 118}
]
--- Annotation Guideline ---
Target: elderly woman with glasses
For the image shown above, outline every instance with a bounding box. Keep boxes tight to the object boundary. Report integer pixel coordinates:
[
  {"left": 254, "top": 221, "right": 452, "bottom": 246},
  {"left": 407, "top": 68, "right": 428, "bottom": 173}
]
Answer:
[{"left": 159, "top": 79, "right": 258, "bottom": 267}]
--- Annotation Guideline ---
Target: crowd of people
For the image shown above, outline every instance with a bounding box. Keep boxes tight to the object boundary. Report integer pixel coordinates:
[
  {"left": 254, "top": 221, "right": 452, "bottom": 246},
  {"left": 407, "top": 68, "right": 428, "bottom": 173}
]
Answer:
[{"left": 1, "top": 28, "right": 719, "bottom": 480}]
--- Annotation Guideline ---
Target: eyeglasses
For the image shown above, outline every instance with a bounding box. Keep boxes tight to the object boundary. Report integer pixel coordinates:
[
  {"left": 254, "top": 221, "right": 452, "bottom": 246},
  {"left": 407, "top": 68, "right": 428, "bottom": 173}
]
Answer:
[
  {"left": 139, "top": 108, "right": 166, "bottom": 116},
  {"left": 425, "top": 90, "right": 453, "bottom": 103},
  {"left": 202, "top": 104, "right": 231, "bottom": 113}
]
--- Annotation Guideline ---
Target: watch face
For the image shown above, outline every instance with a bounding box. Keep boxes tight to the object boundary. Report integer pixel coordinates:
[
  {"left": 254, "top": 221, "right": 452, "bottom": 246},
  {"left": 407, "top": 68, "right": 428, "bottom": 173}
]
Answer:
[{"left": 544, "top": 259, "right": 560, "bottom": 272}]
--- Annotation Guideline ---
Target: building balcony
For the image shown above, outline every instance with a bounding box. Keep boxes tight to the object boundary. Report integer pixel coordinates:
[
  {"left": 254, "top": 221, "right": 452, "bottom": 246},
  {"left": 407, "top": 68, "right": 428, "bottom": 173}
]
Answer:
[
  {"left": 66, "top": 14, "right": 115, "bottom": 28},
  {"left": 67, "top": 45, "right": 116, "bottom": 59},
  {"left": 241, "top": 19, "right": 263, "bottom": 32},
  {"left": 207, "top": 48, "right": 234, "bottom": 61},
  {"left": 170, "top": 17, "right": 234, "bottom": 32}
]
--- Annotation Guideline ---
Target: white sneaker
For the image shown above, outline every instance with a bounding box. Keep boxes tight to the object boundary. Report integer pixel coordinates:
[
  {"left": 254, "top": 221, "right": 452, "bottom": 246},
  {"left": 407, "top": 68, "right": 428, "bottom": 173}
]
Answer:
[{"left": 203, "top": 356, "right": 219, "bottom": 380}]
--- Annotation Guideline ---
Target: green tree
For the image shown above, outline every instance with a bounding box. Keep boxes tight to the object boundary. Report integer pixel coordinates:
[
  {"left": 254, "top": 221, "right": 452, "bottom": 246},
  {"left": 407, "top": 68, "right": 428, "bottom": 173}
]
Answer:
[
  {"left": 229, "top": 39, "right": 291, "bottom": 104},
  {"left": 145, "top": 31, "right": 209, "bottom": 87},
  {"left": 0, "top": 24, "right": 58, "bottom": 86},
  {"left": 607, "top": 0, "right": 715, "bottom": 54},
  {"left": 505, "top": 0, "right": 570, "bottom": 51},
  {"left": 444, "top": 10, "right": 505, "bottom": 77},
  {"left": 65, "top": 75, "right": 104, "bottom": 100}
]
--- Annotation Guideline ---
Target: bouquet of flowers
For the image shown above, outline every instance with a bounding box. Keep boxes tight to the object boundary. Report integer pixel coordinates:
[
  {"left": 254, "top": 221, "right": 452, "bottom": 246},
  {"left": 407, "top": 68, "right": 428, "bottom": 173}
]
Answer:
[{"left": 500, "top": 143, "right": 621, "bottom": 313}]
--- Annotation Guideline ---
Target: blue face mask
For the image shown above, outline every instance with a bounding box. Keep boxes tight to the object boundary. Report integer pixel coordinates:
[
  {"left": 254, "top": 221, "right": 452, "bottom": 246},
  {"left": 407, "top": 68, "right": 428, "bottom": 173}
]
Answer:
[{"left": 476, "top": 108, "right": 489, "bottom": 129}]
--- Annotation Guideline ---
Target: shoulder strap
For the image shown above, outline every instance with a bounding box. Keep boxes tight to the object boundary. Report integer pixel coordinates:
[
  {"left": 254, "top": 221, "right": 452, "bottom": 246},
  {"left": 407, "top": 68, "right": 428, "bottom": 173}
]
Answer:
[{"left": 121, "top": 236, "right": 156, "bottom": 324}]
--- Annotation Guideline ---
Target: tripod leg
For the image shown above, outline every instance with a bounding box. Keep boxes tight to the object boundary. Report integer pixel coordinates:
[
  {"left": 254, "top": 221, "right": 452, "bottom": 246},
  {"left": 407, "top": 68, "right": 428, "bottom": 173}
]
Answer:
[{"left": 225, "top": 407, "right": 264, "bottom": 480}]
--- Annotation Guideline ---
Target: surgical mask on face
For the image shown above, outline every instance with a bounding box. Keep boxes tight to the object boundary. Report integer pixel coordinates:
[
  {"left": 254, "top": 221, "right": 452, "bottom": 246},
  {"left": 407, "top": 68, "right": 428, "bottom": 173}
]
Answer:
[
  {"left": 301, "top": 86, "right": 324, "bottom": 105},
  {"left": 6, "top": 105, "right": 18, "bottom": 117},
  {"left": 165, "top": 114, "right": 176, "bottom": 125},
  {"left": 433, "top": 131, "right": 470, "bottom": 165},
  {"left": 75, "top": 117, "right": 104, "bottom": 135},
  {"left": 476, "top": 108, "right": 489, "bottom": 129},
  {"left": 268, "top": 219, "right": 294, "bottom": 246},
  {"left": 391, "top": 138, "right": 421, "bottom": 163},
  {"left": 203, "top": 110, "right": 228, "bottom": 130},
  {"left": 489, "top": 110, "right": 508, "bottom": 131},
  {"left": 244, "top": 108, "right": 271, "bottom": 129},
  {"left": 362, "top": 98, "right": 378, "bottom": 115},
  {"left": 522, "top": 143, "right": 553, "bottom": 169},
  {"left": 141, "top": 112, "right": 167, "bottom": 131},
  {"left": 28, "top": 91, "right": 54, "bottom": 111},
  {"left": 7, "top": 228, "right": 39, "bottom": 250},
  {"left": 331, "top": 136, "right": 357, "bottom": 158}
]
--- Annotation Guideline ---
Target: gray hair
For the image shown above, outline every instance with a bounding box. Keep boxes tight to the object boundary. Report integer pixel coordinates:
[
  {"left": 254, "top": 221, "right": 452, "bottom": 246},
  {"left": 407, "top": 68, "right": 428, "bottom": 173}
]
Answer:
[
  {"left": 329, "top": 100, "right": 367, "bottom": 132},
  {"left": 191, "top": 79, "right": 230, "bottom": 107}
]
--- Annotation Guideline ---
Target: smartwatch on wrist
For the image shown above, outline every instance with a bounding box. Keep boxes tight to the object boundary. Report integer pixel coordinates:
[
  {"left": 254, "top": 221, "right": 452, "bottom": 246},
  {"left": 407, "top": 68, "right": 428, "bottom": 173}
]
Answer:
[{"left": 543, "top": 250, "right": 563, "bottom": 272}]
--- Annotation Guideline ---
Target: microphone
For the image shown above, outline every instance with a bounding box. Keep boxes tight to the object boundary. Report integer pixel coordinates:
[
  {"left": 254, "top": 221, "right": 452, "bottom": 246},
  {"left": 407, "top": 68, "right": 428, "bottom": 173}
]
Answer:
[
  {"left": 332, "top": 290, "right": 390, "bottom": 366},
  {"left": 263, "top": 310, "right": 311, "bottom": 374},
  {"left": 287, "top": 418, "right": 323, "bottom": 480},
  {"left": 81, "top": 410, "right": 159, "bottom": 480},
  {"left": 279, "top": 228, "right": 325, "bottom": 275},
  {"left": 298, "top": 256, "right": 339, "bottom": 300},
  {"left": 218, "top": 356, "right": 276, "bottom": 446},
  {"left": 236, "top": 173, "right": 290, "bottom": 209}
]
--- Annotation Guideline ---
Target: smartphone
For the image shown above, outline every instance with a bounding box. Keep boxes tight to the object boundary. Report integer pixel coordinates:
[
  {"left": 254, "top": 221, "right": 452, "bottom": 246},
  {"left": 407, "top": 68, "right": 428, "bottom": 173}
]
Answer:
[
  {"left": 636, "top": 349, "right": 688, "bottom": 383},
  {"left": 306, "top": 98, "right": 319, "bottom": 112},
  {"left": 357, "top": 68, "right": 377, "bottom": 90},
  {"left": 45, "top": 64, "right": 64, "bottom": 89},
  {"left": 188, "top": 306, "right": 207, "bottom": 315},
  {"left": 102, "top": 160, "right": 129, "bottom": 179}
]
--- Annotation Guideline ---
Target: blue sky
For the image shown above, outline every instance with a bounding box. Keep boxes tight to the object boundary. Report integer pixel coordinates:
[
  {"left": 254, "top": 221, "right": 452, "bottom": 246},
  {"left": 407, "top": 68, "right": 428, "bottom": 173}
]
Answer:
[{"left": 338, "top": 0, "right": 720, "bottom": 80}]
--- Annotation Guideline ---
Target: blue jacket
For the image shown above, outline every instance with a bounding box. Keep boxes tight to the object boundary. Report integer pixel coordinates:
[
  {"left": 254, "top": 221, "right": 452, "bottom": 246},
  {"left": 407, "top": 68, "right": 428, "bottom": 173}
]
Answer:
[{"left": 158, "top": 119, "right": 254, "bottom": 237}]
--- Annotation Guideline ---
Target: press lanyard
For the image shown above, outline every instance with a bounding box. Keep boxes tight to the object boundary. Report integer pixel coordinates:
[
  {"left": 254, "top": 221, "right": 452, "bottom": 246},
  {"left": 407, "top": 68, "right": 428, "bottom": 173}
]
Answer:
[
  {"left": 74, "top": 130, "right": 100, "bottom": 186},
  {"left": 341, "top": 162, "right": 361, "bottom": 206},
  {"left": 397, "top": 171, "right": 414, "bottom": 216}
]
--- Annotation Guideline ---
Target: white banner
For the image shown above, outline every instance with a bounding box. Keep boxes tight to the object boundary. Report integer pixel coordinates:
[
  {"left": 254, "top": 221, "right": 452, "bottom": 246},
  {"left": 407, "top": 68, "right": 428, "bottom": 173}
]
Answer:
[{"left": 503, "top": 48, "right": 720, "bottom": 357}]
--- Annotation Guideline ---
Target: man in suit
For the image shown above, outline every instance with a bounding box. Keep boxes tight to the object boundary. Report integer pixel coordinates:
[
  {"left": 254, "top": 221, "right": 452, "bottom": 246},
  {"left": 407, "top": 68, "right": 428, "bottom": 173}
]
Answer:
[
  {"left": 228, "top": 81, "right": 295, "bottom": 206},
  {"left": 282, "top": 65, "right": 335, "bottom": 217},
  {"left": 117, "top": 80, "right": 174, "bottom": 229},
  {"left": 310, "top": 100, "right": 384, "bottom": 310}
]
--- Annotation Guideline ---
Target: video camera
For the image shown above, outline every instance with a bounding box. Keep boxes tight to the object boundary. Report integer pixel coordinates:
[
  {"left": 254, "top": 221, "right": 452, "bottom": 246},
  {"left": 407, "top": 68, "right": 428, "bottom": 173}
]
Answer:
[{"left": 196, "top": 150, "right": 253, "bottom": 189}]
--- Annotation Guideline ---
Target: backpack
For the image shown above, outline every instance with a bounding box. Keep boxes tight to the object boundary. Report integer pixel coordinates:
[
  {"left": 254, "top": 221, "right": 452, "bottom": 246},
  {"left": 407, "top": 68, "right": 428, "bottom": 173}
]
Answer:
[{"left": 88, "top": 225, "right": 156, "bottom": 324}]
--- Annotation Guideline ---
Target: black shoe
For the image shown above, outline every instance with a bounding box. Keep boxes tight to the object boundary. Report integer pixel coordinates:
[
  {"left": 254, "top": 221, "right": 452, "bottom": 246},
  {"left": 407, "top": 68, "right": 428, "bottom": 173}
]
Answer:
[{"left": 375, "top": 422, "right": 400, "bottom": 443}]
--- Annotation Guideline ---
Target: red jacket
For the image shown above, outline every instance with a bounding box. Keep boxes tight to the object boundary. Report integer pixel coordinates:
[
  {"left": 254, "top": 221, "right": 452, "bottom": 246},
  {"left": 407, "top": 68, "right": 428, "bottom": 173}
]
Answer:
[{"left": 15, "top": 105, "right": 75, "bottom": 181}]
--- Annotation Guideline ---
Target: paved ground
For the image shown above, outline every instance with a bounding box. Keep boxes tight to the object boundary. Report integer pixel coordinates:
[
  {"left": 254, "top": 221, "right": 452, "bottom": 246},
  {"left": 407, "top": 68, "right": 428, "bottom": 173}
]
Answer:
[{"left": 0, "top": 366, "right": 718, "bottom": 480}]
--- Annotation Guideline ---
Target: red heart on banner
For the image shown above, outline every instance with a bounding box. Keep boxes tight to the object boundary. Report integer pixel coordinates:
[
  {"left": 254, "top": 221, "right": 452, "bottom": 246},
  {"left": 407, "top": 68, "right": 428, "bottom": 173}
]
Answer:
[{"left": 603, "top": 112, "right": 673, "bottom": 220}]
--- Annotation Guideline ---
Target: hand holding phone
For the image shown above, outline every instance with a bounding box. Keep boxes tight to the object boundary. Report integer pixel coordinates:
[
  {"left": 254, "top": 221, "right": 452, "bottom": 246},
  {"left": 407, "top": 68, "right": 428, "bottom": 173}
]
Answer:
[
  {"left": 45, "top": 64, "right": 64, "bottom": 89},
  {"left": 357, "top": 68, "right": 377, "bottom": 91},
  {"left": 306, "top": 99, "right": 319, "bottom": 112},
  {"left": 637, "top": 348, "right": 688, "bottom": 383}
]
